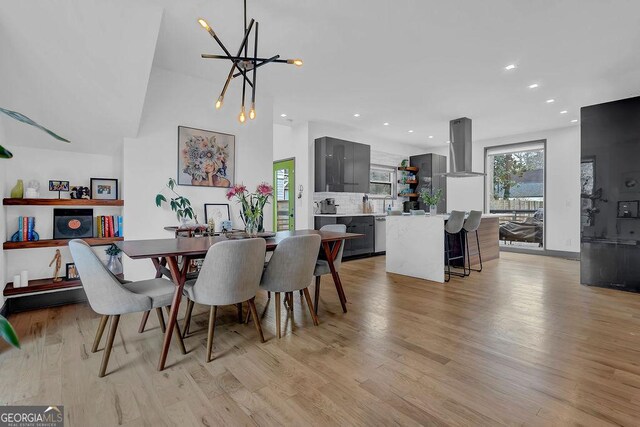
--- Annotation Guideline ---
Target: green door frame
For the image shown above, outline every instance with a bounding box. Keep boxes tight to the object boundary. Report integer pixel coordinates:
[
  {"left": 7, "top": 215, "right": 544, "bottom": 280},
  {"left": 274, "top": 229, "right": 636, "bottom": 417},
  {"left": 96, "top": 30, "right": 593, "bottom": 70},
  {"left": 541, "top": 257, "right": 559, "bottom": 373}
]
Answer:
[{"left": 273, "top": 158, "right": 295, "bottom": 231}]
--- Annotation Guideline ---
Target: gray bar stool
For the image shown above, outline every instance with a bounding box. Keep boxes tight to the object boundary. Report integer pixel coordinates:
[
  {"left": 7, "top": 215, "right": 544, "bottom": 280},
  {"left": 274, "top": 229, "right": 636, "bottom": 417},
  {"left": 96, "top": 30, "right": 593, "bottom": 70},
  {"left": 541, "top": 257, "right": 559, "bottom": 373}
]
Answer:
[
  {"left": 462, "top": 210, "right": 483, "bottom": 274},
  {"left": 444, "top": 210, "right": 468, "bottom": 282}
]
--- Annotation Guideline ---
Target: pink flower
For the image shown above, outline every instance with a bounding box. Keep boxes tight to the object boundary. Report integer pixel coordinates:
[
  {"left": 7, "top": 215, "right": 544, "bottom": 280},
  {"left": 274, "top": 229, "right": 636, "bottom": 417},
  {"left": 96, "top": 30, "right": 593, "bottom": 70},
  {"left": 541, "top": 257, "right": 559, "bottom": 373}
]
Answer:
[
  {"left": 234, "top": 184, "right": 247, "bottom": 194},
  {"left": 225, "top": 188, "right": 236, "bottom": 200},
  {"left": 256, "top": 182, "right": 273, "bottom": 196}
]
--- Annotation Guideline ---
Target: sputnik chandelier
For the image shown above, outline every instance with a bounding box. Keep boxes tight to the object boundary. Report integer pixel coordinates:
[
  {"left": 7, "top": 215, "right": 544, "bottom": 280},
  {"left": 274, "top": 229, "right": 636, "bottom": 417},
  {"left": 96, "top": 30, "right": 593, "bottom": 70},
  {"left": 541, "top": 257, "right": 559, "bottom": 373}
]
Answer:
[{"left": 198, "top": 0, "right": 303, "bottom": 124}]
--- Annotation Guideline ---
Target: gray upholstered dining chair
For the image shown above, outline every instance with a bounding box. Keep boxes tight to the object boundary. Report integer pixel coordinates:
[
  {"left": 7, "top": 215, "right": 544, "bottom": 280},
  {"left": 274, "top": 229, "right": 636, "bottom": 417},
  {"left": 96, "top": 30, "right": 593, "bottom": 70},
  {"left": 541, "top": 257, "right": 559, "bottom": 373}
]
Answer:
[
  {"left": 260, "top": 234, "right": 321, "bottom": 338},
  {"left": 462, "top": 210, "right": 483, "bottom": 274},
  {"left": 181, "top": 238, "right": 266, "bottom": 362},
  {"left": 313, "top": 224, "right": 346, "bottom": 314},
  {"left": 444, "top": 210, "right": 467, "bottom": 282},
  {"left": 69, "top": 239, "right": 186, "bottom": 377}
]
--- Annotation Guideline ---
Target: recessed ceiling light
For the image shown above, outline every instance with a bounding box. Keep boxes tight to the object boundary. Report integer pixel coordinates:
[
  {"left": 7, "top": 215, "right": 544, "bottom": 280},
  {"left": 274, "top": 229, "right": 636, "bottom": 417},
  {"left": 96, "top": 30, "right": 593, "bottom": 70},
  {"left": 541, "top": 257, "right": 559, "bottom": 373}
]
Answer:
[
  {"left": 571, "top": 119, "right": 578, "bottom": 123},
  {"left": 505, "top": 64, "right": 517, "bottom": 70},
  {"left": 560, "top": 110, "right": 568, "bottom": 114},
  {"left": 353, "top": 113, "right": 360, "bottom": 117},
  {"left": 408, "top": 130, "right": 414, "bottom": 133},
  {"left": 383, "top": 122, "right": 389, "bottom": 126},
  {"left": 546, "top": 99, "right": 555, "bottom": 103},
  {"left": 428, "top": 135, "right": 434, "bottom": 139},
  {"left": 280, "top": 113, "right": 287, "bottom": 117},
  {"left": 528, "top": 83, "right": 539, "bottom": 89}
]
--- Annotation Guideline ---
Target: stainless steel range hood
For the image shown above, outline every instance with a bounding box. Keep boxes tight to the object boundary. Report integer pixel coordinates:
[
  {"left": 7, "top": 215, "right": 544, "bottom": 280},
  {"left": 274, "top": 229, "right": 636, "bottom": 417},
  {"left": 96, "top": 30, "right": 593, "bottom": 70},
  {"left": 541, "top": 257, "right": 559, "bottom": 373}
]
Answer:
[{"left": 442, "top": 117, "right": 485, "bottom": 177}]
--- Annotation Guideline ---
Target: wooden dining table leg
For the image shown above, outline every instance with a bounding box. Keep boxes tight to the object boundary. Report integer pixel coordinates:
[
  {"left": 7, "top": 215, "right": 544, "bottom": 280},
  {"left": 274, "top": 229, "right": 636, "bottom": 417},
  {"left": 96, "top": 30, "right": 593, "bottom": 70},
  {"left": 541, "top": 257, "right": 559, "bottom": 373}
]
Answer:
[
  {"left": 157, "top": 255, "right": 189, "bottom": 371},
  {"left": 322, "top": 241, "right": 347, "bottom": 313}
]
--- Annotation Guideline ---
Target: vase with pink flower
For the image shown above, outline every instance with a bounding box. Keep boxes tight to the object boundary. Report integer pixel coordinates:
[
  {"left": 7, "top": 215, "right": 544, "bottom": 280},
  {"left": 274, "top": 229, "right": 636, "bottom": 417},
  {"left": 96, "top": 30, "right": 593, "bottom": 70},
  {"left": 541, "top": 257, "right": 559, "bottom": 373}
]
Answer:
[{"left": 226, "top": 182, "right": 274, "bottom": 234}]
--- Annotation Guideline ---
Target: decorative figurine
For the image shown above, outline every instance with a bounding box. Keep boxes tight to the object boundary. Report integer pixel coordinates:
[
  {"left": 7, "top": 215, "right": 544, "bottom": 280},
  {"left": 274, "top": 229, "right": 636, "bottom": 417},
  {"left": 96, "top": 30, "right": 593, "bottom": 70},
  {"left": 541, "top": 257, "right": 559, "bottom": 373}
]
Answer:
[
  {"left": 70, "top": 186, "right": 90, "bottom": 199},
  {"left": 49, "top": 249, "right": 63, "bottom": 282},
  {"left": 10, "top": 179, "right": 24, "bottom": 198},
  {"left": 25, "top": 179, "right": 40, "bottom": 198}
]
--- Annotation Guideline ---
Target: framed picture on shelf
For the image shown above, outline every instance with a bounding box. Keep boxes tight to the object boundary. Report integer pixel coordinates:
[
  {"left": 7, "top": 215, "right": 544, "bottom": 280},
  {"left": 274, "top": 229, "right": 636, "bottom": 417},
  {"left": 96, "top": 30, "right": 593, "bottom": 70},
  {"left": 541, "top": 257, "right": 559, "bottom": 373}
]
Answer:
[
  {"left": 204, "top": 203, "right": 231, "bottom": 232},
  {"left": 48, "top": 180, "right": 69, "bottom": 192},
  {"left": 90, "top": 178, "right": 118, "bottom": 200},
  {"left": 65, "top": 263, "right": 79, "bottom": 280},
  {"left": 177, "top": 126, "right": 235, "bottom": 188},
  {"left": 617, "top": 200, "right": 639, "bottom": 218}
]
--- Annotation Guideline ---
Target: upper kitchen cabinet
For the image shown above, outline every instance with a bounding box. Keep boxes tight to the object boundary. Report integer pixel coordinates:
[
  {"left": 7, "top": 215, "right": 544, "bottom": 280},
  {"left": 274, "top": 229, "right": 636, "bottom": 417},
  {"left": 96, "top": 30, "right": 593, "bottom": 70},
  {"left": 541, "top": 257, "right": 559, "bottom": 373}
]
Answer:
[
  {"left": 410, "top": 153, "right": 447, "bottom": 212},
  {"left": 315, "top": 137, "right": 370, "bottom": 193}
]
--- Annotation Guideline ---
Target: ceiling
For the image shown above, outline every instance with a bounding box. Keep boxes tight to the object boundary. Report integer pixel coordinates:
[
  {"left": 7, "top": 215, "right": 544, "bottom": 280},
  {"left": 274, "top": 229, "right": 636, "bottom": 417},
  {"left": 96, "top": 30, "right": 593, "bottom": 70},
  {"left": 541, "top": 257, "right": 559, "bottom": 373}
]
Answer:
[
  {"left": 153, "top": 0, "right": 640, "bottom": 147},
  {"left": 0, "top": 0, "right": 162, "bottom": 154},
  {"left": 2, "top": 0, "right": 640, "bottom": 154}
]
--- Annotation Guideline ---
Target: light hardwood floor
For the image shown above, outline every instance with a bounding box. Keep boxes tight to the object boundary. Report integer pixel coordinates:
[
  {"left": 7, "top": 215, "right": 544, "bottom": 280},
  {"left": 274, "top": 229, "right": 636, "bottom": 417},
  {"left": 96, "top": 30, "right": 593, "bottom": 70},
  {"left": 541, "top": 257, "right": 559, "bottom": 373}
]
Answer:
[{"left": 2, "top": 252, "right": 640, "bottom": 426}]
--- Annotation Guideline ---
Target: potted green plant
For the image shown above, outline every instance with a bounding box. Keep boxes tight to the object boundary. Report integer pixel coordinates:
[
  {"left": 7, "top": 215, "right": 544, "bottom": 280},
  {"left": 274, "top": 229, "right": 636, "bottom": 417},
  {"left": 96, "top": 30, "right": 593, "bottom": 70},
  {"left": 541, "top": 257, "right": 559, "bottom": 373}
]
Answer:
[
  {"left": 0, "top": 314, "right": 20, "bottom": 349},
  {"left": 420, "top": 188, "right": 443, "bottom": 215},
  {"left": 0, "top": 107, "right": 70, "bottom": 159},
  {"left": 155, "top": 178, "right": 197, "bottom": 225}
]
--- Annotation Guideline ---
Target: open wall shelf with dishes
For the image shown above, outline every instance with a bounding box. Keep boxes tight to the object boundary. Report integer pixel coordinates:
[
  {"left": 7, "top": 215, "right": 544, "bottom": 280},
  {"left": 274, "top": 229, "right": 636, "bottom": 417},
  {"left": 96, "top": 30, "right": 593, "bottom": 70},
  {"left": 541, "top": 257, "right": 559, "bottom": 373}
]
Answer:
[{"left": 398, "top": 165, "right": 419, "bottom": 199}]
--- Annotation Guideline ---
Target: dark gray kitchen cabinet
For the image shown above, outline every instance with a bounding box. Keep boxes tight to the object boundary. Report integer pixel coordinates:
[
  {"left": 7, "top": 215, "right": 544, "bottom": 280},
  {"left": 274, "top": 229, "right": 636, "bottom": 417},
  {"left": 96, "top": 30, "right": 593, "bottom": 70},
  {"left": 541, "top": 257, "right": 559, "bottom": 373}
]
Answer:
[
  {"left": 314, "top": 215, "right": 375, "bottom": 258},
  {"left": 315, "top": 137, "right": 370, "bottom": 193},
  {"left": 410, "top": 153, "right": 447, "bottom": 212}
]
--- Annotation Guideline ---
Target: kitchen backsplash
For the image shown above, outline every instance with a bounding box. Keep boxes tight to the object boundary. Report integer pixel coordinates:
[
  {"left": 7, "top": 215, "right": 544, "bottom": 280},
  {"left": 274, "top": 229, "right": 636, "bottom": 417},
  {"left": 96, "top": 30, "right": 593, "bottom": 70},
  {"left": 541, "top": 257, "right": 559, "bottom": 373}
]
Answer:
[{"left": 314, "top": 149, "right": 408, "bottom": 215}]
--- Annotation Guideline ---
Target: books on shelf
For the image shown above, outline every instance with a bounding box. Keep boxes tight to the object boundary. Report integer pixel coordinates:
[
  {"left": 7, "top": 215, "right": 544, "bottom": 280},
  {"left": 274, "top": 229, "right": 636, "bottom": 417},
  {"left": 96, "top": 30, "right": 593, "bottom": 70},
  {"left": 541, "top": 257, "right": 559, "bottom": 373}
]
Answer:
[
  {"left": 16, "top": 216, "right": 37, "bottom": 241},
  {"left": 96, "top": 215, "right": 123, "bottom": 238}
]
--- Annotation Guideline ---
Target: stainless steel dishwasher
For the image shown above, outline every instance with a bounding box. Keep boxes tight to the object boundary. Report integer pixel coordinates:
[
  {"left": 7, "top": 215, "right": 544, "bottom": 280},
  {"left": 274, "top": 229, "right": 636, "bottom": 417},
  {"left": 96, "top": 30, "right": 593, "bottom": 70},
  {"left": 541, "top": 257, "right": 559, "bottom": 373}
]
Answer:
[{"left": 374, "top": 216, "right": 386, "bottom": 253}]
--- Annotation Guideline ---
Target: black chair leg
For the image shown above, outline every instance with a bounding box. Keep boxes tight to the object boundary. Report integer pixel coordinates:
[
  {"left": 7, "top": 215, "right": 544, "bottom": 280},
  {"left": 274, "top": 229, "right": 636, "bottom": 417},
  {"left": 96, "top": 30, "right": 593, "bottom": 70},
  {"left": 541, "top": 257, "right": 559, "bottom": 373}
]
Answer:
[{"left": 472, "top": 230, "right": 483, "bottom": 272}]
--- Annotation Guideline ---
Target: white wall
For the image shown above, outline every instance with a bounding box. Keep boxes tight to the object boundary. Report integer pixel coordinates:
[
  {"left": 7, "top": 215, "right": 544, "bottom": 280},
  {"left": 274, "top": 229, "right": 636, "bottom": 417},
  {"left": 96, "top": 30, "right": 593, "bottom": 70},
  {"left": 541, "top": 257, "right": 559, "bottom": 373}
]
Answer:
[
  {"left": 1, "top": 144, "right": 123, "bottom": 295},
  {"left": 447, "top": 126, "right": 580, "bottom": 253},
  {"left": 123, "top": 68, "right": 274, "bottom": 280}
]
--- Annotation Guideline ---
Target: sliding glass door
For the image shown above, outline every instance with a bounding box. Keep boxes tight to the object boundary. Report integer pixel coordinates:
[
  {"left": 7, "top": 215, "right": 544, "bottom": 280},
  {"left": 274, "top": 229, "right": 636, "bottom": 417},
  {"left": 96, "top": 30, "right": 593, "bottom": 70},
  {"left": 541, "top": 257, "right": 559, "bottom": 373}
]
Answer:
[{"left": 485, "top": 141, "right": 545, "bottom": 250}]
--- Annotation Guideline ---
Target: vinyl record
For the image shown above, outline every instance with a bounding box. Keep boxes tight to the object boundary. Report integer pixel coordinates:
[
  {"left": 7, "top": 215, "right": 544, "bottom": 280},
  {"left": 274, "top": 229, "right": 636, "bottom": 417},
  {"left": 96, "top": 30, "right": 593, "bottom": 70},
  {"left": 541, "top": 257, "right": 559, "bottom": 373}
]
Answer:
[{"left": 53, "top": 208, "right": 94, "bottom": 239}]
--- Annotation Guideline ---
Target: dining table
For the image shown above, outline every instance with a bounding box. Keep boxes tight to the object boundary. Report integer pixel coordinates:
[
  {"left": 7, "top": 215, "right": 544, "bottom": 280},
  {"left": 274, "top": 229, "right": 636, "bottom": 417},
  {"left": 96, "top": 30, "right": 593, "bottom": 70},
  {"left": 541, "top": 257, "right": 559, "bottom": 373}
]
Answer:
[{"left": 117, "top": 229, "right": 363, "bottom": 371}]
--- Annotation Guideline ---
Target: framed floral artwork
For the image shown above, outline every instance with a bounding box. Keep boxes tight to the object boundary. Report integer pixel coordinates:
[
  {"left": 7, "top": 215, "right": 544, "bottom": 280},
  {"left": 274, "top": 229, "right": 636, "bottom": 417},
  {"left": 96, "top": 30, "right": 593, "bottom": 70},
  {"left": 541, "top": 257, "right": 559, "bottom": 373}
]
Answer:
[{"left": 177, "top": 126, "right": 235, "bottom": 187}]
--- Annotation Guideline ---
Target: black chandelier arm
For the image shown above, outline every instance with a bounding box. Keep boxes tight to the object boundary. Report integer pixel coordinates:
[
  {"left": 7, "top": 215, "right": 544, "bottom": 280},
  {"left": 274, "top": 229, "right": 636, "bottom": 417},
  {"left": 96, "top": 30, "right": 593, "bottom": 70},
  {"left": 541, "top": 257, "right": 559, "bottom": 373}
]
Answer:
[
  {"left": 232, "top": 55, "right": 280, "bottom": 79},
  {"left": 219, "top": 19, "right": 256, "bottom": 101},
  {"left": 251, "top": 22, "right": 258, "bottom": 106},
  {"left": 202, "top": 53, "right": 293, "bottom": 64}
]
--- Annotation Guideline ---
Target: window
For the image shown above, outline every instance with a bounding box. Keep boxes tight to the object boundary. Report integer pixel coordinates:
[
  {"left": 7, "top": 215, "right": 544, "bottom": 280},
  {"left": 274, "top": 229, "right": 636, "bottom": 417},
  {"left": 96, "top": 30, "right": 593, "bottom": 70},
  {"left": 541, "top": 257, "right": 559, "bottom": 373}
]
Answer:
[
  {"left": 369, "top": 165, "right": 395, "bottom": 197},
  {"left": 485, "top": 141, "right": 545, "bottom": 250}
]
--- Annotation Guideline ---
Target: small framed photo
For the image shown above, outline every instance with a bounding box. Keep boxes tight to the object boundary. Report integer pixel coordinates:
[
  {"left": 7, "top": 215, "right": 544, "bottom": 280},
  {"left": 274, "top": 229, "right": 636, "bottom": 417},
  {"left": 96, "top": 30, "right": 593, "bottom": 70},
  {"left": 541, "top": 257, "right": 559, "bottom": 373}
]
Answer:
[
  {"left": 90, "top": 178, "right": 119, "bottom": 200},
  {"left": 204, "top": 203, "right": 231, "bottom": 232},
  {"left": 65, "top": 263, "right": 80, "bottom": 280},
  {"left": 49, "top": 180, "right": 70, "bottom": 192},
  {"left": 617, "top": 201, "right": 639, "bottom": 218}
]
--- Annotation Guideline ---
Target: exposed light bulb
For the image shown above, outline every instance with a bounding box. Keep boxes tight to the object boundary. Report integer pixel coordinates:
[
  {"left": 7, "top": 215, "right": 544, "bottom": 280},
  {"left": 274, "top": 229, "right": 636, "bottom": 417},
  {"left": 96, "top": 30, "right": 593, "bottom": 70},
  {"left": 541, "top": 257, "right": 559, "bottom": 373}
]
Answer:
[
  {"left": 249, "top": 103, "right": 256, "bottom": 120},
  {"left": 215, "top": 96, "right": 223, "bottom": 109},
  {"left": 238, "top": 107, "right": 246, "bottom": 124},
  {"left": 288, "top": 59, "right": 304, "bottom": 67},
  {"left": 198, "top": 19, "right": 210, "bottom": 30}
]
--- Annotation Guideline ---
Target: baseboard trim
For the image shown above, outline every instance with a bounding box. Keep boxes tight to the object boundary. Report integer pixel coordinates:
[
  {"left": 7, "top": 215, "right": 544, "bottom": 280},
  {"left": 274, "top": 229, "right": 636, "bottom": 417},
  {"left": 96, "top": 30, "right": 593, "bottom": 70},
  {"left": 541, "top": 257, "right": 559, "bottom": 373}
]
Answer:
[{"left": 500, "top": 246, "right": 580, "bottom": 260}]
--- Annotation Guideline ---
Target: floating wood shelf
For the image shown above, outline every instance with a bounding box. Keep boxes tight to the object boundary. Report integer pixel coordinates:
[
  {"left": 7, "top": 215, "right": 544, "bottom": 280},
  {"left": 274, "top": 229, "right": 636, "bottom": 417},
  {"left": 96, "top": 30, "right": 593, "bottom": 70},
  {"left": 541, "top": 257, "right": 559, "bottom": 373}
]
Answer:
[
  {"left": 3, "top": 237, "right": 123, "bottom": 250},
  {"left": 398, "top": 193, "right": 418, "bottom": 198},
  {"left": 3, "top": 198, "right": 124, "bottom": 206},
  {"left": 398, "top": 166, "right": 419, "bottom": 172},
  {"left": 399, "top": 180, "right": 418, "bottom": 184},
  {"left": 4, "top": 277, "right": 82, "bottom": 297}
]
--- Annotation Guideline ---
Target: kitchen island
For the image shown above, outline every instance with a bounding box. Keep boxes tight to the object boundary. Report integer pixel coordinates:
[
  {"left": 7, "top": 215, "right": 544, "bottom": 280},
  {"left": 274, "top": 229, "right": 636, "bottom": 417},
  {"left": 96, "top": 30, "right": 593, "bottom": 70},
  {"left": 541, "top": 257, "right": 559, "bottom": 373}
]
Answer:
[{"left": 386, "top": 214, "right": 500, "bottom": 283}]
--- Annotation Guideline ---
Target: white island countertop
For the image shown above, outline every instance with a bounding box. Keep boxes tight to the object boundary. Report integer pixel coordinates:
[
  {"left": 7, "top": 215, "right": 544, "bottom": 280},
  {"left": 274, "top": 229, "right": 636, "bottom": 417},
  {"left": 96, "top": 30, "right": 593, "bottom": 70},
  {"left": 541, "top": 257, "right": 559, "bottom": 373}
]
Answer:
[{"left": 386, "top": 215, "right": 445, "bottom": 283}]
